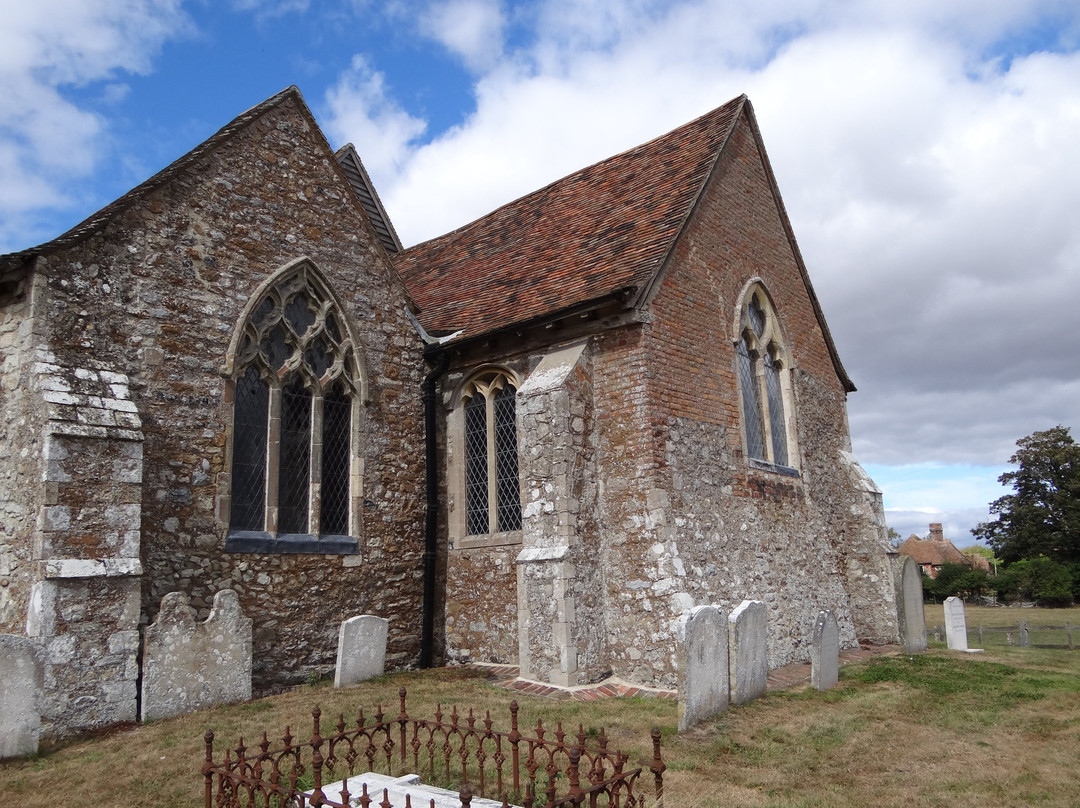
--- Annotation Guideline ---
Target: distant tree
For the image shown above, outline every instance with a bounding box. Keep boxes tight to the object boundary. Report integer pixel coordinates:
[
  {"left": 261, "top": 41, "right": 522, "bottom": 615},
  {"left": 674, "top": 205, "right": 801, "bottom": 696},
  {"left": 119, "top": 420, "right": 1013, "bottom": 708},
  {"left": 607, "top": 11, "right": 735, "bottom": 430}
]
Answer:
[
  {"left": 994, "top": 558, "right": 1075, "bottom": 607},
  {"left": 972, "top": 426, "right": 1080, "bottom": 564},
  {"left": 923, "top": 562, "right": 992, "bottom": 601},
  {"left": 887, "top": 527, "right": 902, "bottom": 548}
]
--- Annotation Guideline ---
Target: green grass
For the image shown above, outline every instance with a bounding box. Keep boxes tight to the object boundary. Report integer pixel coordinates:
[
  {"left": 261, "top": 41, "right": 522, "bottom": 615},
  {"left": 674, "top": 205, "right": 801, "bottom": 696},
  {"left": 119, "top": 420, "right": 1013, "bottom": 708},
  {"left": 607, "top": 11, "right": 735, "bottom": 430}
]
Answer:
[{"left": 2, "top": 646, "right": 1079, "bottom": 808}]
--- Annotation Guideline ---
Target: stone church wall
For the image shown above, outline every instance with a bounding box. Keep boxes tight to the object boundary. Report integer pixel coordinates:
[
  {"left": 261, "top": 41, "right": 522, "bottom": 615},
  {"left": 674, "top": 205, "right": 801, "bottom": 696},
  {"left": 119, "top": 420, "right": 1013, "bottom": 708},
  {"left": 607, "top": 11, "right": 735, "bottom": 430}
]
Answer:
[
  {"left": 596, "top": 109, "right": 898, "bottom": 685},
  {"left": 0, "top": 267, "right": 45, "bottom": 636},
  {"left": 9, "top": 93, "right": 426, "bottom": 697}
]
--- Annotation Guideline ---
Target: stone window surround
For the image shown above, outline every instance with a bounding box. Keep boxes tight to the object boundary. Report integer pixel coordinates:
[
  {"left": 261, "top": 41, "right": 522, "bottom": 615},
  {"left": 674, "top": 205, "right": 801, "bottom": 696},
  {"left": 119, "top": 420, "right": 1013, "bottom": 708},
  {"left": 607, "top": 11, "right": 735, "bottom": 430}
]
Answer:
[
  {"left": 731, "top": 278, "right": 800, "bottom": 477},
  {"left": 218, "top": 257, "right": 368, "bottom": 554},
  {"left": 447, "top": 366, "right": 524, "bottom": 551}
]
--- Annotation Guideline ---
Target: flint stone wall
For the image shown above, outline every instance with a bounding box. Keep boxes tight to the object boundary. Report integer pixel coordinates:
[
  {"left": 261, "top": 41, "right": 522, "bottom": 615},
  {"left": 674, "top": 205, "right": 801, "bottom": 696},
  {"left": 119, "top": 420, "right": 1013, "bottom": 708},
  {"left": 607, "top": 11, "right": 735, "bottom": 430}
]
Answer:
[
  {"left": 4, "top": 92, "right": 426, "bottom": 692},
  {"left": 141, "top": 589, "right": 252, "bottom": 721},
  {"left": 592, "top": 113, "right": 897, "bottom": 687}
]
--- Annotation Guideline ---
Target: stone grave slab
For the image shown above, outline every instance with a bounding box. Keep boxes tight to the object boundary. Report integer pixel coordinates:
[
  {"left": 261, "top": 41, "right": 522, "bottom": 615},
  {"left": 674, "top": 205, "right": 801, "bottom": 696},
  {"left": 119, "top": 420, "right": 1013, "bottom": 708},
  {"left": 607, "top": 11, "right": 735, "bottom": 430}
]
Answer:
[{"left": 334, "top": 614, "right": 389, "bottom": 688}]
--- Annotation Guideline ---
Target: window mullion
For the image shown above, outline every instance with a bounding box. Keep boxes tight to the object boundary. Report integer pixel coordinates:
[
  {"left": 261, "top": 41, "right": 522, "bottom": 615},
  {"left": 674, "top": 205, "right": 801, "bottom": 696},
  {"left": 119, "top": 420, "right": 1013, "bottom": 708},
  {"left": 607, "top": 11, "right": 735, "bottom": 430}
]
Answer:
[
  {"left": 755, "top": 360, "right": 773, "bottom": 464},
  {"left": 486, "top": 393, "right": 497, "bottom": 534},
  {"left": 310, "top": 388, "right": 324, "bottom": 536},
  {"left": 266, "top": 384, "right": 282, "bottom": 535}
]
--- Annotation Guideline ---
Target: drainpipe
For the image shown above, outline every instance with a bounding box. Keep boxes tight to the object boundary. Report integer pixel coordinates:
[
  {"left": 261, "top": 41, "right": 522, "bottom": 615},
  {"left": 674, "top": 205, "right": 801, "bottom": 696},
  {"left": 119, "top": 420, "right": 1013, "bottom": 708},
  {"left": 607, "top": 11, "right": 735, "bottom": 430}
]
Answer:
[{"left": 420, "top": 347, "right": 449, "bottom": 668}]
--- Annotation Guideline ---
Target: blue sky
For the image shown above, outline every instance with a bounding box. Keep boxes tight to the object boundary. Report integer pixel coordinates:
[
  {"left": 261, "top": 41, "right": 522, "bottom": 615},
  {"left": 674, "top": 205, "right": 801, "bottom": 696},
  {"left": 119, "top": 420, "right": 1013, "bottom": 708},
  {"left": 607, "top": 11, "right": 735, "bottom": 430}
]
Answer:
[{"left": 4, "top": 0, "right": 1079, "bottom": 546}]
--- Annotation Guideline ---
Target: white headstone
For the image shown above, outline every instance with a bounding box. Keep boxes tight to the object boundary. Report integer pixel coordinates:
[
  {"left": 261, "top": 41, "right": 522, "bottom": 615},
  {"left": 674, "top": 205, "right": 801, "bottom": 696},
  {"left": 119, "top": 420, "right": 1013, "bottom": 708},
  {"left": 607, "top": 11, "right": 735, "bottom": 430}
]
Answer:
[
  {"left": 676, "top": 605, "right": 728, "bottom": 730},
  {"left": 140, "top": 589, "right": 252, "bottom": 721},
  {"left": 728, "top": 600, "right": 767, "bottom": 705},
  {"left": 944, "top": 596, "right": 968, "bottom": 651},
  {"left": 0, "top": 635, "right": 42, "bottom": 759},
  {"left": 896, "top": 556, "right": 928, "bottom": 652},
  {"left": 334, "top": 615, "right": 389, "bottom": 688},
  {"left": 810, "top": 611, "right": 840, "bottom": 690}
]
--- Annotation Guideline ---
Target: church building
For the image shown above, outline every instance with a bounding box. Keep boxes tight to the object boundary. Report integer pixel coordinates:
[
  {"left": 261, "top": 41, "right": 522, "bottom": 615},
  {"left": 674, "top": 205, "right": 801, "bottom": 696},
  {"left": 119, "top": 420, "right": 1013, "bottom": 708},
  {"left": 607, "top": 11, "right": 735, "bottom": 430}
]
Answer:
[{"left": 0, "top": 87, "right": 897, "bottom": 742}]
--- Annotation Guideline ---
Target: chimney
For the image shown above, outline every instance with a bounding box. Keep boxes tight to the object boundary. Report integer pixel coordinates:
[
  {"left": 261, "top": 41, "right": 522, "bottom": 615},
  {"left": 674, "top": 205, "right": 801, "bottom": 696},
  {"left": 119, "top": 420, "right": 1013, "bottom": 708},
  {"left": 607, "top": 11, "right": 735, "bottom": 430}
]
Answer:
[{"left": 929, "top": 523, "right": 944, "bottom": 542}]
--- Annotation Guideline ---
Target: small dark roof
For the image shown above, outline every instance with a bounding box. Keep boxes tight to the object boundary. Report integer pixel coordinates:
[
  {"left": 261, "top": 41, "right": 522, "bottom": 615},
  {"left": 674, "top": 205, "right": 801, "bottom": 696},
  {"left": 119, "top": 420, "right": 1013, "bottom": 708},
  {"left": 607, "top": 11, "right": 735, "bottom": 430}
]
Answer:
[
  {"left": 394, "top": 96, "right": 746, "bottom": 340},
  {"left": 335, "top": 144, "right": 402, "bottom": 254}
]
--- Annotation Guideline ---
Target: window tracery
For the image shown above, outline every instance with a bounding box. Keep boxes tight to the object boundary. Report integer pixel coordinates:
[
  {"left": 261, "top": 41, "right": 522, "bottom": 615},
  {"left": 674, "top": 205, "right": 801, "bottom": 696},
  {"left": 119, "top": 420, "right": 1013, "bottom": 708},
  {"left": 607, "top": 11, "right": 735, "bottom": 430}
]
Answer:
[
  {"left": 226, "top": 262, "right": 361, "bottom": 551},
  {"left": 735, "top": 285, "right": 796, "bottom": 472},
  {"left": 459, "top": 370, "right": 522, "bottom": 538}
]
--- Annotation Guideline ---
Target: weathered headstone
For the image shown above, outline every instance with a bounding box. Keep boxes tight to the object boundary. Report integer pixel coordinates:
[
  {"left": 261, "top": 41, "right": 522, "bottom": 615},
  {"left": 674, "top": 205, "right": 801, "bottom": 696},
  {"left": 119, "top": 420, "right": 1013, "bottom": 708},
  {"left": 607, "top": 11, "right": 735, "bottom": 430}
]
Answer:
[
  {"left": 810, "top": 611, "right": 840, "bottom": 691},
  {"left": 894, "top": 556, "right": 928, "bottom": 652},
  {"left": 0, "top": 635, "right": 42, "bottom": 759},
  {"left": 944, "top": 596, "right": 968, "bottom": 651},
  {"left": 140, "top": 589, "right": 252, "bottom": 721},
  {"left": 728, "top": 600, "right": 767, "bottom": 706},
  {"left": 334, "top": 615, "right": 390, "bottom": 688},
  {"left": 675, "top": 605, "right": 728, "bottom": 730}
]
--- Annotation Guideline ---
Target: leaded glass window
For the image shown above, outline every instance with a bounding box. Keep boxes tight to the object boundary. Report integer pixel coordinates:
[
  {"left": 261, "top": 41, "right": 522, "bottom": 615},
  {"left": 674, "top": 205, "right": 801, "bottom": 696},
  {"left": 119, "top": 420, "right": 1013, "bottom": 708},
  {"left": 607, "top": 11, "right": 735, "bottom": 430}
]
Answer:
[
  {"left": 736, "top": 287, "right": 794, "bottom": 469},
  {"left": 460, "top": 371, "right": 522, "bottom": 536},
  {"left": 227, "top": 264, "right": 359, "bottom": 545}
]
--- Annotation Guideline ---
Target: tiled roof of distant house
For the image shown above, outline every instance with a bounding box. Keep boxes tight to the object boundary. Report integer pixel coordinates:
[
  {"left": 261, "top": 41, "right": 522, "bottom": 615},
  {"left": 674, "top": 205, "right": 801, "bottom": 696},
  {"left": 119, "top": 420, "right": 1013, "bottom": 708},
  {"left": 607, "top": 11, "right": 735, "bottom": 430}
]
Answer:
[{"left": 899, "top": 536, "right": 968, "bottom": 568}]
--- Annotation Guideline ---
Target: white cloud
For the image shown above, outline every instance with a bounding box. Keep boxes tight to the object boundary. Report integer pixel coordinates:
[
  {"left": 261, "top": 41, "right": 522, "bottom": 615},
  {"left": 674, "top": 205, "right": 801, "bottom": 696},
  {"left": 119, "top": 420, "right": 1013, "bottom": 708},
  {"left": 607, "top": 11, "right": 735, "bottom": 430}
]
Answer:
[
  {"left": 323, "top": 56, "right": 429, "bottom": 182},
  {"left": 419, "top": 0, "right": 506, "bottom": 72},
  {"left": 0, "top": 0, "right": 190, "bottom": 250},
  {"left": 322, "top": 6, "right": 1080, "bottom": 483}
]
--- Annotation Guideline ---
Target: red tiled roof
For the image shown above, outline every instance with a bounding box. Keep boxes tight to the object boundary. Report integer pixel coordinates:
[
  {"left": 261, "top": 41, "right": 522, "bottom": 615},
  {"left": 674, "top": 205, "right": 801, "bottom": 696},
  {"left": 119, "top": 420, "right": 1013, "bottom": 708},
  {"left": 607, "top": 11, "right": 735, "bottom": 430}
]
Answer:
[
  {"left": 898, "top": 536, "right": 968, "bottom": 567},
  {"left": 395, "top": 96, "right": 746, "bottom": 338}
]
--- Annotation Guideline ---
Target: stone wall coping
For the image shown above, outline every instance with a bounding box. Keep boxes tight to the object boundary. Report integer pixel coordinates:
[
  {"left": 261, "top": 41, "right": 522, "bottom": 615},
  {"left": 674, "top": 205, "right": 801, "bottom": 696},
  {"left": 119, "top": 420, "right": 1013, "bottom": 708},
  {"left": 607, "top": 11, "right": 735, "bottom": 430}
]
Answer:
[
  {"left": 839, "top": 450, "right": 881, "bottom": 495},
  {"left": 516, "top": 339, "right": 588, "bottom": 396},
  {"left": 39, "top": 558, "right": 143, "bottom": 579}
]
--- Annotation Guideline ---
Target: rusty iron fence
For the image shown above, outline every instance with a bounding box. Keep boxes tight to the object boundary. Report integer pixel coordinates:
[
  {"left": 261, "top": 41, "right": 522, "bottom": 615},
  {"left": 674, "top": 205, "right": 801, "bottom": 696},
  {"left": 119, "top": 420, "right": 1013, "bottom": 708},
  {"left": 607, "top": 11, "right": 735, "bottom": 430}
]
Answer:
[{"left": 202, "top": 687, "right": 665, "bottom": 808}]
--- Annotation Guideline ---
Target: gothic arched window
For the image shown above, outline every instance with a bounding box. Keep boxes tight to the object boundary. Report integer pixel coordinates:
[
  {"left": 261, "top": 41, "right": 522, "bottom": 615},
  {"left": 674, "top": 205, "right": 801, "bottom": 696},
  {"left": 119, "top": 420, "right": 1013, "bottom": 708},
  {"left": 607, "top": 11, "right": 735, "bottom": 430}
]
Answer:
[
  {"left": 459, "top": 370, "right": 522, "bottom": 538},
  {"left": 735, "top": 285, "right": 796, "bottom": 471},
  {"left": 226, "top": 261, "right": 362, "bottom": 553}
]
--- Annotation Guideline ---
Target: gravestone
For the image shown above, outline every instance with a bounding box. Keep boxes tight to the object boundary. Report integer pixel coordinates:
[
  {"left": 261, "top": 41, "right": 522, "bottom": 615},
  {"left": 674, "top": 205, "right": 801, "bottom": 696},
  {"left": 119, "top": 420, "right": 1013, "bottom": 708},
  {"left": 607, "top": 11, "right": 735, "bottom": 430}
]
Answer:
[
  {"left": 0, "top": 635, "right": 42, "bottom": 759},
  {"left": 895, "top": 556, "right": 928, "bottom": 652},
  {"left": 140, "top": 589, "right": 252, "bottom": 721},
  {"left": 810, "top": 611, "right": 839, "bottom": 691},
  {"left": 728, "top": 600, "right": 767, "bottom": 706},
  {"left": 675, "top": 605, "right": 728, "bottom": 730},
  {"left": 944, "top": 596, "right": 968, "bottom": 651},
  {"left": 334, "top": 615, "right": 390, "bottom": 688}
]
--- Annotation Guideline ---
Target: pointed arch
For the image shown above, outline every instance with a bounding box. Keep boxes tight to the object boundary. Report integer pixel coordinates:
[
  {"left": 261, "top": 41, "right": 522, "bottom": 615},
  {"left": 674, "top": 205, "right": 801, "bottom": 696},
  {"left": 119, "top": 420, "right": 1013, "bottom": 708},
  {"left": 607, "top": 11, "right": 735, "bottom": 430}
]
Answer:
[
  {"left": 448, "top": 366, "right": 523, "bottom": 545},
  {"left": 732, "top": 279, "right": 798, "bottom": 472},
  {"left": 222, "top": 257, "right": 364, "bottom": 553}
]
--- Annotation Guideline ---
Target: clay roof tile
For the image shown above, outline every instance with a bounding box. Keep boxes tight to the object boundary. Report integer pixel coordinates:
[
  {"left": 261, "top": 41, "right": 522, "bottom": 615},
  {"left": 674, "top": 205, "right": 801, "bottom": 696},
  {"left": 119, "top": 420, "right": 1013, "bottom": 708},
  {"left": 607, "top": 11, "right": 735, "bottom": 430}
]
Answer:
[{"left": 394, "top": 96, "right": 746, "bottom": 338}]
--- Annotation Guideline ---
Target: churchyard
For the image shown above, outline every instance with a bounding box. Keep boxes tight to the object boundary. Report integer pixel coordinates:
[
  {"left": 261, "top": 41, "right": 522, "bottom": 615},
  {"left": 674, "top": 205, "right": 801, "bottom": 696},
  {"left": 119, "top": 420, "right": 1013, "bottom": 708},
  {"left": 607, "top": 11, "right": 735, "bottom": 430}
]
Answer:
[{"left": 1, "top": 608, "right": 1078, "bottom": 808}]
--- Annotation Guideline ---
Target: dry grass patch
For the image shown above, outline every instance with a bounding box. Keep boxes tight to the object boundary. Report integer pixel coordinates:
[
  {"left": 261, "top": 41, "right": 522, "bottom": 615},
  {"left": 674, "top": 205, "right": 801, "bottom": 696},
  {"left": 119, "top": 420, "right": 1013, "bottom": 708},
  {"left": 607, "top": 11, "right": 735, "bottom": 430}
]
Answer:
[{"left": 1, "top": 649, "right": 1078, "bottom": 808}]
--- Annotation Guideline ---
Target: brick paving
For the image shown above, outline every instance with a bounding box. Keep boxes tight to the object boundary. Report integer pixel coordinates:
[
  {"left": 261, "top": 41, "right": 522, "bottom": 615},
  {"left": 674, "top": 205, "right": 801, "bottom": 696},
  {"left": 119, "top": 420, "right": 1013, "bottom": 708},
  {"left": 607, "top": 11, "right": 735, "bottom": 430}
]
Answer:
[{"left": 467, "top": 644, "right": 901, "bottom": 702}]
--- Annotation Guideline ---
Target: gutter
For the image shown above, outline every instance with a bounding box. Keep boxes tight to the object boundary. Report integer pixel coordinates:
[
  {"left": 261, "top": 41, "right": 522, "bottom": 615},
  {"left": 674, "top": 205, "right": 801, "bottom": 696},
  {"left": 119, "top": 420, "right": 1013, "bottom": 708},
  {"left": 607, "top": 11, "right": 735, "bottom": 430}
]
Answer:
[
  {"left": 419, "top": 347, "right": 449, "bottom": 668},
  {"left": 405, "top": 308, "right": 455, "bottom": 669}
]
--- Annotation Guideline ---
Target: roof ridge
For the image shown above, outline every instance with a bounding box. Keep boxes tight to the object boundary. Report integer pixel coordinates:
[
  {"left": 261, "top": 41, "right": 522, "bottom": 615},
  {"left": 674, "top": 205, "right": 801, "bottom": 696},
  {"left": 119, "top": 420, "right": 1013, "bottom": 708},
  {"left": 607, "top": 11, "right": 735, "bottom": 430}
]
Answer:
[
  {"left": 403, "top": 97, "right": 746, "bottom": 255},
  {"left": 2, "top": 86, "right": 305, "bottom": 262}
]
